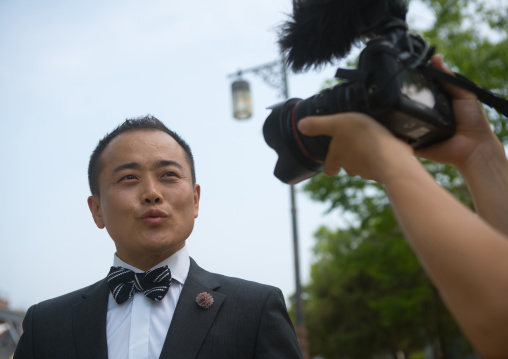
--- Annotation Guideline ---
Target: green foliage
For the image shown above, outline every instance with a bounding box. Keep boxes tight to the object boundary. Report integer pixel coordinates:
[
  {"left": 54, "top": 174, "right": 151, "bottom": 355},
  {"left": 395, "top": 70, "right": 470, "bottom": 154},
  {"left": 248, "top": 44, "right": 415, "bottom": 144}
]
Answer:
[
  {"left": 296, "top": 0, "right": 507, "bottom": 357},
  {"left": 304, "top": 220, "right": 471, "bottom": 358},
  {"left": 417, "top": 0, "right": 508, "bottom": 142}
]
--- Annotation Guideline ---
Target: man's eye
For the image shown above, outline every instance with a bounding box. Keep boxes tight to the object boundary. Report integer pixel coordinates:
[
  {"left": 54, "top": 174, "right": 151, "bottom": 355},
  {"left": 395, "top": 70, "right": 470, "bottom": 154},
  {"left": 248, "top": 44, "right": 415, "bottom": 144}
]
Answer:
[
  {"left": 163, "top": 171, "right": 178, "bottom": 177},
  {"left": 121, "top": 174, "right": 137, "bottom": 181}
]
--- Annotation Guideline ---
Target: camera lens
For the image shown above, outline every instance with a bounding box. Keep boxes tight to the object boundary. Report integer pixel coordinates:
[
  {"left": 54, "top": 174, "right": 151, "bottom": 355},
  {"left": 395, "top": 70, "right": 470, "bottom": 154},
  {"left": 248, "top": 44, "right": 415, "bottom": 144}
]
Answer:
[
  {"left": 263, "top": 99, "right": 328, "bottom": 184},
  {"left": 263, "top": 83, "right": 352, "bottom": 184}
]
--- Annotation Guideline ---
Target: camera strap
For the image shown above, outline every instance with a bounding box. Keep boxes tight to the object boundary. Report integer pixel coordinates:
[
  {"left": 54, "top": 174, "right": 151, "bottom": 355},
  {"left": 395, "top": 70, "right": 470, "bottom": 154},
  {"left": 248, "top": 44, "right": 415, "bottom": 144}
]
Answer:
[{"left": 423, "top": 66, "right": 508, "bottom": 118}]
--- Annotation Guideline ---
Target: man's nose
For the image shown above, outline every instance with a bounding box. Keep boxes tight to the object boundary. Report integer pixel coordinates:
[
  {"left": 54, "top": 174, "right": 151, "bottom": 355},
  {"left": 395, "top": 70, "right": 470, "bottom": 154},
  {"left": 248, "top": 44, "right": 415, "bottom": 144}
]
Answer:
[{"left": 142, "top": 178, "right": 162, "bottom": 204}]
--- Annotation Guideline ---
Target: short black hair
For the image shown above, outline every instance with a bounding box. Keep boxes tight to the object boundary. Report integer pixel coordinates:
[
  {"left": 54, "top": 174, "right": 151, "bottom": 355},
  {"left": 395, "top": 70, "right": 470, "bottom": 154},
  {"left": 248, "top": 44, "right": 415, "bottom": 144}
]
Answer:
[{"left": 88, "top": 115, "right": 196, "bottom": 196}]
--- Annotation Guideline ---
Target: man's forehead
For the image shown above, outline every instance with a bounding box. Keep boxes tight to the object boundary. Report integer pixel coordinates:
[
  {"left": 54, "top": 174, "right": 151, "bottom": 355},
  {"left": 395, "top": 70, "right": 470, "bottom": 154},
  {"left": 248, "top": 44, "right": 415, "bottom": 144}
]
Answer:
[
  {"left": 111, "top": 128, "right": 176, "bottom": 145},
  {"left": 101, "top": 129, "right": 188, "bottom": 168}
]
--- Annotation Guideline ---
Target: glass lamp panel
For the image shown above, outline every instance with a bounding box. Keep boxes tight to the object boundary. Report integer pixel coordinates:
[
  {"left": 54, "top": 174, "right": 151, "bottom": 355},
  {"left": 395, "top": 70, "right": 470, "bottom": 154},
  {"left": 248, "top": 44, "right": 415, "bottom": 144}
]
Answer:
[{"left": 232, "top": 80, "right": 252, "bottom": 120}]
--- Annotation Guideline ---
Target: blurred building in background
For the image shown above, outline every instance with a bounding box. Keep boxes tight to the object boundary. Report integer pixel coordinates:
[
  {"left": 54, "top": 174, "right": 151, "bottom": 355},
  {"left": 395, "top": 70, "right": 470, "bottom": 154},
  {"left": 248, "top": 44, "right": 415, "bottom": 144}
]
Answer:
[{"left": 0, "top": 298, "right": 24, "bottom": 359}]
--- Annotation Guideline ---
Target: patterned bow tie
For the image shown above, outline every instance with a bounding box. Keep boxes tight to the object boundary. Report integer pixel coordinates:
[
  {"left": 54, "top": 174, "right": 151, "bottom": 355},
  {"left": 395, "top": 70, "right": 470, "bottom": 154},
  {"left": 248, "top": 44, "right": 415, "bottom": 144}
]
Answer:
[{"left": 107, "top": 265, "right": 172, "bottom": 305}]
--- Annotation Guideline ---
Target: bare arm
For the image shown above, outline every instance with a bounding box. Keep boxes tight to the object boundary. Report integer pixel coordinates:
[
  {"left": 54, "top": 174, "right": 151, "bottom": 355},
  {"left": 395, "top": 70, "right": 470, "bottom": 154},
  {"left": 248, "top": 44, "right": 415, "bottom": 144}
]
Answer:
[
  {"left": 382, "top": 155, "right": 508, "bottom": 359},
  {"left": 298, "top": 112, "right": 508, "bottom": 358}
]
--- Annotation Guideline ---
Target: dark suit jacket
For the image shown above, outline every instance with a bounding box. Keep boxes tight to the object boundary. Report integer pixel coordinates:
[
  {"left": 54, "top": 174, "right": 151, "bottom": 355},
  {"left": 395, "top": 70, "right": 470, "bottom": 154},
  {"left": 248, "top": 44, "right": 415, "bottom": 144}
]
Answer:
[{"left": 14, "top": 258, "right": 302, "bottom": 359}]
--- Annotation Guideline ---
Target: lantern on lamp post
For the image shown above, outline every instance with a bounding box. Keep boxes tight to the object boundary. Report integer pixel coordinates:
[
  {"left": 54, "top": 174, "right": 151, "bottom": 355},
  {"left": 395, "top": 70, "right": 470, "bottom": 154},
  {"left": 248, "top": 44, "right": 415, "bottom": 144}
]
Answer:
[{"left": 231, "top": 76, "right": 252, "bottom": 120}]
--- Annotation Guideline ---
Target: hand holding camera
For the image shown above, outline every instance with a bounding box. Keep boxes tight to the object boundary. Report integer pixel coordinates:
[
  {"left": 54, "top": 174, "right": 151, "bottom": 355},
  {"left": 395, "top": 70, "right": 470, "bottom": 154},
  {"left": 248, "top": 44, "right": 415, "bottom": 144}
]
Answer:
[
  {"left": 263, "top": 0, "right": 508, "bottom": 185},
  {"left": 297, "top": 112, "right": 413, "bottom": 183},
  {"left": 415, "top": 55, "right": 505, "bottom": 171}
]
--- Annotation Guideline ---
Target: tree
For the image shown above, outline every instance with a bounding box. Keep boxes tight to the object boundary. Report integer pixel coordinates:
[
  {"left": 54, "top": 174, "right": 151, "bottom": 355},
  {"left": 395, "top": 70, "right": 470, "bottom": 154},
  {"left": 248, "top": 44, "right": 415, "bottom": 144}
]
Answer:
[
  {"left": 296, "top": 0, "right": 507, "bottom": 357},
  {"left": 302, "top": 211, "right": 472, "bottom": 358}
]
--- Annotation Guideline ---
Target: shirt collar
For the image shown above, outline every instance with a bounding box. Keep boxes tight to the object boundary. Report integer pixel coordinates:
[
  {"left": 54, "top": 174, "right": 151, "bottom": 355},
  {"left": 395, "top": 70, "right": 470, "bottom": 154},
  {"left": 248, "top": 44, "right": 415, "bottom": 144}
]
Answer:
[{"left": 112, "top": 245, "right": 190, "bottom": 285}]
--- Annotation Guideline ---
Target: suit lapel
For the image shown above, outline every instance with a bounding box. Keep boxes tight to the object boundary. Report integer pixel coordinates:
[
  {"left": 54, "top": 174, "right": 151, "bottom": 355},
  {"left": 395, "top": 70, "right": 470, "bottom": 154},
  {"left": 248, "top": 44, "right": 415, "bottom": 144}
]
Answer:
[
  {"left": 72, "top": 279, "right": 110, "bottom": 359},
  {"left": 159, "top": 259, "right": 225, "bottom": 359}
]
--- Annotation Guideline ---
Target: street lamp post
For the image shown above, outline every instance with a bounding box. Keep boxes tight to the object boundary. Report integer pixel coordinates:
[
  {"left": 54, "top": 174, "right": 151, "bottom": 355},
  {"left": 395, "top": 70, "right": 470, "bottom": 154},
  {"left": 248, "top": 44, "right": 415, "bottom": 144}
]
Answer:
[{"left": 229, "top": 53, "right": 309, "bottom": 359}]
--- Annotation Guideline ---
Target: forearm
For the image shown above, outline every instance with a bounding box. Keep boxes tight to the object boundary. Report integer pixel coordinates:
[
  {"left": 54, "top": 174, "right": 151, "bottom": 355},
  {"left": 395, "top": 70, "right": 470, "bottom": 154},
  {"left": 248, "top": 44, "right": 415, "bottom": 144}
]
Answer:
[
  {"left": 383, "top": 160, "right": 508, "bottom": 357},
  {"left": 456, "top": 138, "right": 508, "bottom": 236}
]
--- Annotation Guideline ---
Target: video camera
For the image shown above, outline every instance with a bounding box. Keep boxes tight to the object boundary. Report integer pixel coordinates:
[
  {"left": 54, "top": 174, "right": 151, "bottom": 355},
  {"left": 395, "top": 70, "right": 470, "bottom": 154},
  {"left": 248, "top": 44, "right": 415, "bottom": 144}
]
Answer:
[{"left": 263, "top": 0, "right": 508, "bottom": 184}]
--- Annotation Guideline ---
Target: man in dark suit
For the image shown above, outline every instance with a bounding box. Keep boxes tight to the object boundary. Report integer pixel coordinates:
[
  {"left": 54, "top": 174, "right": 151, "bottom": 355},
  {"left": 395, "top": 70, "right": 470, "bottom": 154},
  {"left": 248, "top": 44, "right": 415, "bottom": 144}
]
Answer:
[{"left": 14, "top": 116, "right": 302, "bottom": 359}]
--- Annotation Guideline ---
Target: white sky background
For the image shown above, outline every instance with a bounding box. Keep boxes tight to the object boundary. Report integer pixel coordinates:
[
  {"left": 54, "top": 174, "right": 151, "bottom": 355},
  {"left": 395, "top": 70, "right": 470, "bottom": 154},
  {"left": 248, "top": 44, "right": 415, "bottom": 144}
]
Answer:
[{"left": 0, "top": 0, "right": 439, "bottom": 311}]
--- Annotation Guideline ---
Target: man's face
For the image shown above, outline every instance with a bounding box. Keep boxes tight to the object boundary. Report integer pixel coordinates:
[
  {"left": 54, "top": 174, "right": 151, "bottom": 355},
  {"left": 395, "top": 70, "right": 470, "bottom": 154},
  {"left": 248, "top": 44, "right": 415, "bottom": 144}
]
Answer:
[{"left": 87, "top": 129, "right": 200, "bottom": 270}]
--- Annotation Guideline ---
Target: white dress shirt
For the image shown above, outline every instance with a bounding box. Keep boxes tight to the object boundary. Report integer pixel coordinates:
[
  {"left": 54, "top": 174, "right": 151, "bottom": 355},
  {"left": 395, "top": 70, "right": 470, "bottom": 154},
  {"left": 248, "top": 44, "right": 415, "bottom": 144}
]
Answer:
[{"left": 106, "top": 246, "right": 190, "bottom": 359}]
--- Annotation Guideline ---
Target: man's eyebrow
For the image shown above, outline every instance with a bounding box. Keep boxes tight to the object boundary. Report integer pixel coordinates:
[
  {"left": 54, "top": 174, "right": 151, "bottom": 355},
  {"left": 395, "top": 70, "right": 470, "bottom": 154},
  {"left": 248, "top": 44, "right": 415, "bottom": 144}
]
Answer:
[
  {"left": 155, "top": 160, "right": 184, "bottom": 170},
  {"left": 111, "top": 160, "right": 184, "bottom": 175},
  {"left": 112, "top": 162, "right": 141, "bottom": 174}
]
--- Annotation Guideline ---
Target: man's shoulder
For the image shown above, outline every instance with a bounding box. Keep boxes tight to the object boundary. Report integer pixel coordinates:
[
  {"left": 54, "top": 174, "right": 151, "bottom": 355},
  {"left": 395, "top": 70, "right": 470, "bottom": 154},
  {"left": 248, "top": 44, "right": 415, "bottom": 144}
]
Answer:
[
  {"left": 211, "top": 271, "right": 278, "bottom": 292},
  {"left": 196, "top": 268, "right": 284, "bottom": 304},
  {"left": 32, "top": 279, "right": 106, "bottom": 312},
  {"left": 190, "top": 258, "right": 281, "bottom": 294}
]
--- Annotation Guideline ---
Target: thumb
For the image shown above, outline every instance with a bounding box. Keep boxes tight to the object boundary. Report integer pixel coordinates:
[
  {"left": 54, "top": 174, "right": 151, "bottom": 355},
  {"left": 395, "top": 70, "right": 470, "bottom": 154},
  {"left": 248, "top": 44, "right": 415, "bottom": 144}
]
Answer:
[{"left": 297, "top": 115, "right": 337, "bottom": 137}]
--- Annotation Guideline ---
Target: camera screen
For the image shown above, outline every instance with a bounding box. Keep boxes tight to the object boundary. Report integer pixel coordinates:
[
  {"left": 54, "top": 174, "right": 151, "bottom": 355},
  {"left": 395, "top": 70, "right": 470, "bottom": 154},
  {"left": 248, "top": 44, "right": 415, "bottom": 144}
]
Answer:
[{"left": 399, "top": 69, "right": 435, "bottom": 108}]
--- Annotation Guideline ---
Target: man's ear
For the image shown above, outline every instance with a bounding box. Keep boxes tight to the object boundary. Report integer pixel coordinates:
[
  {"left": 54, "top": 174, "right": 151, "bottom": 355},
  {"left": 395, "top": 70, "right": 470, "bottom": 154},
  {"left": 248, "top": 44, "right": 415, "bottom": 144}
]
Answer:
[
  {"left": 87, "top": 195, "right": 105, "bottom": 229},
  {"left": 193, "top": 184, "right": 200, "bottom": 219}
]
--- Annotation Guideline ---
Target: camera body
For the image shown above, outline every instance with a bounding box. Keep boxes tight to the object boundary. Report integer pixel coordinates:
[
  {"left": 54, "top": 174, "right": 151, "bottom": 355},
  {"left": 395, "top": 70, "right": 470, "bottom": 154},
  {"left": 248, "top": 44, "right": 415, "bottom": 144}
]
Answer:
[{"left": 263, "top": 25, "right": 455, "bottom": 184}]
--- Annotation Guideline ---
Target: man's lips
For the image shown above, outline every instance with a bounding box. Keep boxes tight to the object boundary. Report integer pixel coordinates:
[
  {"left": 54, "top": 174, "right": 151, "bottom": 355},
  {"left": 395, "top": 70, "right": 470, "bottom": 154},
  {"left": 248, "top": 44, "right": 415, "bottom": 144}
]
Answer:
[{"left": 140, "top": 209, "right": 168, "bottom": 225}]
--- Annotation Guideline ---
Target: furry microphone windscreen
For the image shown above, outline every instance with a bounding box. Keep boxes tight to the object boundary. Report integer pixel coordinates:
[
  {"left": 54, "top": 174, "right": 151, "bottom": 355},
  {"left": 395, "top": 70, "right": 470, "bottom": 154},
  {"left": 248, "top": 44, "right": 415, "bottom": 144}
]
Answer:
[{"left": 279, "top": 0, "right": 407, "bottom": 72}]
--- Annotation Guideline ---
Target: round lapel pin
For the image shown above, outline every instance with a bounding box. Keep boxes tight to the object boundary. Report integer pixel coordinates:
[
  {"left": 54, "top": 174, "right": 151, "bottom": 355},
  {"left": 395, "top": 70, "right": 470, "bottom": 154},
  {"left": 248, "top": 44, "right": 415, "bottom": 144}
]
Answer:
[{"left": 196, "top": 292, "right": 214, "bottom": 309}]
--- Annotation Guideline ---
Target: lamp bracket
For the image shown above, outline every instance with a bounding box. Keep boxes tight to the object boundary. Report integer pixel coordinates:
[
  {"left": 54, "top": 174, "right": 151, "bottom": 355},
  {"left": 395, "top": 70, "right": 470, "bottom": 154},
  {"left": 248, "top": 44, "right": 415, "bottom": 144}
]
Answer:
[{"left": 229, "top": 60, "right": 287, "bottom": 99}]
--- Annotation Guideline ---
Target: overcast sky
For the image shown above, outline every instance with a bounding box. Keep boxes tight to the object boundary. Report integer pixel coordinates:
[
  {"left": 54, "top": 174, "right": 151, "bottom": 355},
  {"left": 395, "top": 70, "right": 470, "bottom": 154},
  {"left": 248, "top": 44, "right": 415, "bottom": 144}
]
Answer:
[{"left": 0, "top": 0, "right": 439, "bottom": 311}]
